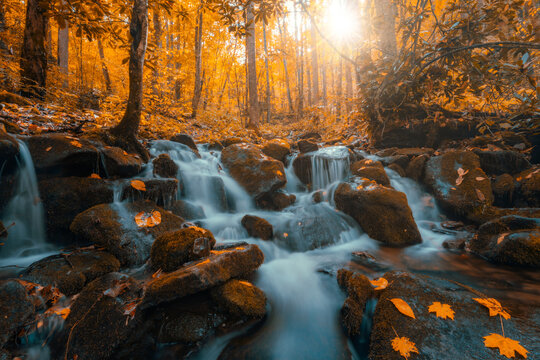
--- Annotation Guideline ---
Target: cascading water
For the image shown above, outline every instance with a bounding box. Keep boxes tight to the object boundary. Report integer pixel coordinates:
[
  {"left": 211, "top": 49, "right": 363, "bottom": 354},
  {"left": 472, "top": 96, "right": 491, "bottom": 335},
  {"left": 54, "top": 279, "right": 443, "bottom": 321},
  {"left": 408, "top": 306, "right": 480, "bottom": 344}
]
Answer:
[
  {"left": 0, "top": 140, "right": 53, "bottom": 268},
  {"left": 310, "top": 146, "right": 351, "bottom": 190}
]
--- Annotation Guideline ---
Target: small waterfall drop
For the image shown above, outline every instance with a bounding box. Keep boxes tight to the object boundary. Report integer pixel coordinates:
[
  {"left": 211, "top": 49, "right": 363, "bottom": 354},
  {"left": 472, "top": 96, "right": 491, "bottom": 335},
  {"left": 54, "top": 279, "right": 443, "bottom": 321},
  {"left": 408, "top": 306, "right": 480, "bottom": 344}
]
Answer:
[{"left": 311, "top": 146, "right": 351, "bottom": 190}]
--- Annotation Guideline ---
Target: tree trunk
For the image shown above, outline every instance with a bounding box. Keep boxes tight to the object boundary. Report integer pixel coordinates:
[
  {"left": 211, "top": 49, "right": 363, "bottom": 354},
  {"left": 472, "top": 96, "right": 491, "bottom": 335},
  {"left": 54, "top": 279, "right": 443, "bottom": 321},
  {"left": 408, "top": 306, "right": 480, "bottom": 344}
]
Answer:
[
  {"left": 245, "top": 2, "right": 259, "bottom": 127},
  {"left": 310, "top": 24, "right": 319, "bottom": 105},
  {"left": 20, "top": 0, "right": 49, "bottom": 99},
  {"left": 336, "top": 56, "right": 343, "bottom": 118},
  {"left": 57, "top": 20, "right": 69, "bottom": 88},
  {"left": 345, "top": 60, "right": 353, "bottom": 114},
  {"left": 263, "top": 20, "right": 271, "bottom": 123},
  {"left": 294, "top": 5, "right": 303, "bottom": 118},
  {"left": 278, "top": 18, "right": 294, "bottom": 113},
  {"left": 374, "top": 0, "right": 398, "bottom": 58},
  {"left": 322, "top": 62, "right": 327, "bottom": 107},
  {"left": 191, "top": 3, "right": 203, "bottom": 118},
  {"left": 152, "top": 9, "right": 162, "bottom": 95},
  {"left": 109, "top": 0, "right": 149, "bottom": 161},
  {"left": 97, "top": 38, "right": 112, "bottom": 93}
]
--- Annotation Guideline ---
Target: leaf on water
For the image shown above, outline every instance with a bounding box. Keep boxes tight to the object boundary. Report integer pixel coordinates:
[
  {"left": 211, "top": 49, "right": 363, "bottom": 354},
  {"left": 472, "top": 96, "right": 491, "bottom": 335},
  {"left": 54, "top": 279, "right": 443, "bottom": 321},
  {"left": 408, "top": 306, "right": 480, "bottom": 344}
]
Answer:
[
  {"left": 428, "top": 302, "right": 455, "bottom": 320},
  {"left": 391, "top": 336, "right": 419, "bottom": 359},
  {"left": 484, "top": 333, "right": 528, "bottom": 359},
  {"left": 70, "top": 140, "right": 83, "bottom": 148},
  {"left": 476, "top": 189, "right": 486, "bottom": 201},
  {"left": 130, "top": 180, "right": 146, "bottom": 191},
  {"left": 134, "top": 211, "right": 161, "bottom": 228},
  {"left": 370, "top": 277, "right": 388, "bottom": 290},
  {"left": 473, "top": 298, "right": 511, "bottom": 319},
  {"left": 390, "top": 298, "right": 416, "bottom": 319},
  {"left": 89, "top": 173, "right": 101, "bottom": 179}
]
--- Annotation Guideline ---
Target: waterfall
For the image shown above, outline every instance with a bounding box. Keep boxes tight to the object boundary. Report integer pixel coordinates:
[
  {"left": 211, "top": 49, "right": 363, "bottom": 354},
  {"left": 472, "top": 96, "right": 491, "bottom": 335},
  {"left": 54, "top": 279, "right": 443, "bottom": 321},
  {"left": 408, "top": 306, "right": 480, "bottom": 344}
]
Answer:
[{"left": 311, "top": 146, "right": 351, "bottom": 190}]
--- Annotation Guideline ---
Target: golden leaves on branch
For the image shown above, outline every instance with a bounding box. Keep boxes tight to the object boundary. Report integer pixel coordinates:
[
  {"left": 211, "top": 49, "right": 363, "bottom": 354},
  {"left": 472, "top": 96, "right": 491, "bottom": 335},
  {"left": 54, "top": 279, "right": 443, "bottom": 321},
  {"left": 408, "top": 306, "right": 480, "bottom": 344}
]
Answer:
[
  {"left": 390, "top": 298, "right": 416, "bottom": 319},
  {"left": 484, "top": 334, "right": 528, "bottom": 359},
  {"left": 130, "top": 180, "right": 146, "bottom": 191},
  {"left": 370, "top": 277, "right": 388, "bottom": 290},
  {"left": 428, "top": 302, "right": 455, "bottom": 320},
  {"left": 134, "top": 211, "right": 161, "bottom": 228},
  {"left": 473, "top": 298, "right": 511, "bottom": 319},
  {"left": 392, "top": 336, "right": 419, "bottom": 359}
]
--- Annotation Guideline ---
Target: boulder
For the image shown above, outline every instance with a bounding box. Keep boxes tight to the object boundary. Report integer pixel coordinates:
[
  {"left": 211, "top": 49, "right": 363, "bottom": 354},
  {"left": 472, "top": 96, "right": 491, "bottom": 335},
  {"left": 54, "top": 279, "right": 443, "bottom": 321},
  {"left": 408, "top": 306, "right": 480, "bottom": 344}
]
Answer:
[
  {"left": 241, "top": 215, "right": 273, "bottom": 240},
  {"left": 298, "top": 139, "right": 318, "bottom": 153},
  {"left": 405, "top": 154, "right": 429, "bottom": 181},
  {"left": 211, "top": 279, "right": 266, "bottom": 318},
  {"left": 152, "top": 153, "right": 179, "bottom": 178},
  {"left": 121, "top": 179, "right": 179, "bottom": 207},
  {"left": 298, "top": 131, "right": 322, "bottom": 140},
  {"left": 39, "top": 177, "right": 114, "bottom": 244},
  {"left": 221, "top": 137, "right": 245, "bottom": 148},
  {"left": 100, "top": 145, "right": 143, "bottom": 178},
  {"left": 262, "top": 139, "right": 291, "bottom": 163},
  {"left": 336, "top": 269, "right": 373, "bottom": 335},
  {"left": 0, "top": 172, "right": 16, "bottom": 214},
  {"left": 169, "top": 200, "right": 206, "bottom": 220},
  {"left": 150, "top": 226, "right": 216, "bottom": 272},
  {"left": 473, "top": 149, "right": 531, "bottom": 175},
  {"left": 70, "top": 201, "right": 185, "bottom": 265},
  {"left": 0, "top": 280, "right": 35, "bottom": 348},
  {"left": 380, "top": 155, "right": 410, "bottom": 169},
  {"left": 141, "top": 244, "right": 264, "bottom": 309},
  {"left": 351, "top": 161, "right": 390, "bottom": 187},
  {"left": 158, "top": 312, "right": 210, "bottom": 343},
  {"left": 0, "top": 90, "right": 33, "bottom": 106},
  {"left": 22, "top": 250, "right": 120, "bottom": 295},
  {"left": 208, "top": 140, "right": 223, "bottom": 151},
  {"left": 56, "top": 273, "right": 142, "bottom": 360},
  {"left": 255, "top": 191, "right": 296, "bottom": 211},
  {"left": 0, "top": 125, "right": 19, "bottom": 173},
  {"left": 492, "top": 173, "right": 515, "bottom": 207},
  {"left": 292, "top": 153, "right": 312, "bottom": 185},
  {"left": 387, "top": 163, "right": 405, "bottom": 177},
  {"left": 170, "top": 133, "right": 200, "bottom": 157},
  {"left": 335, "top": 178, "right": 422, "bottom": 246},
  {"left": 393, "top": 147, "right": 434, "bottom": 157},
  {"left": 221, "top": 143, "right": 286, "bottom": 199},
  {"left": 423, "top": 151, "right": 493, "bottom": 219},
  {"left": 514, "top": 167, "right": 540, "bottom": 207}
]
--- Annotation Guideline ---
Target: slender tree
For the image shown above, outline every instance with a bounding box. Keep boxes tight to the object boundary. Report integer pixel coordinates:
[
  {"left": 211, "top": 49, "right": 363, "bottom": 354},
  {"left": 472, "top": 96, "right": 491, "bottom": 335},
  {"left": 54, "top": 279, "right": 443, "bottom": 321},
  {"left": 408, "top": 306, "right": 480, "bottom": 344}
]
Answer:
[
  {"left": 263, "top": 20, "right": 271, "bottom": 123},
  {"left": 245, "top": 1, "right": 259, "bottom": 126},
  {"left": 310, "top": 24, "right": 319, "bottom": 104},
  {"left": 57, "top": 19, "right": 69, "bottom": 88},
  {"left": 97, "top": 38, "right": 112, "bottom": 93},
  {"left": 191, "top": 2, "right": 203, "bottom": 117}
]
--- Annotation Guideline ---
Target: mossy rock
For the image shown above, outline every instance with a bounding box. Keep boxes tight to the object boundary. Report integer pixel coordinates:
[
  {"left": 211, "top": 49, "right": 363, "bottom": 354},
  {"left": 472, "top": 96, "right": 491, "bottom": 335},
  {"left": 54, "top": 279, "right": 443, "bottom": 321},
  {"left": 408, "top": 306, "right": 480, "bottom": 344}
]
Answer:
[{"left": 211, "top": 279, "right": 267, "bottom": 318}]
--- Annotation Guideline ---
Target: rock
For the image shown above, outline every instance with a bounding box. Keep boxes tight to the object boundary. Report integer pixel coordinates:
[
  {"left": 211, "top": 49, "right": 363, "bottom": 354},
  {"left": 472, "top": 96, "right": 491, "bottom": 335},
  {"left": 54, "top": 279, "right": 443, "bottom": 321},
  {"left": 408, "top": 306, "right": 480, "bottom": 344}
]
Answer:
[
  {"left": 0, "top": 280, "right": 35, "bottom": 347},
  {"left": 121, "top": 178, "right": 179, "bottom": 207},
  {"left": 221, "top": 137, "right": 245, "bottom": 148},
  {"left": 473, "top": 149, "right": 531, "bottom": 175},
  {"left": 262, "top": 139, "right": 291, "bottom": 163},
  {"left": 56, "top": 273, "right": 142, "bottom": 360},
  {"left": 297, "top": 139, "right": 318, "bottom": 153},
  {"left": 169, "top": 200, "right": 206, "bottom": 220},
  {"left": 100, "top": 146, "right": 143, "bottom": 178},
  {"left": 312, "top": 190, "right": 324, "bottom": 203},
  {"left": 0, "top": 221, "right": 6, "bottom": 238},
  {"left": 152, "top": 153, "right": 179, "bottom": 178},
  {"left": 211, "top": 280, "right": 266, "bottom": 318},
  {"left": 0, "top": 349, "right": 10, "bottom": 360},
  {"left": 39, "top": 177, "right": 114, "bottom": 244},
  {"left": 150, "top": 226, "right": 216, "bottom": 272},
  {"left": 351, "top": 158, "right": 384, "bottom": 173},
  {"left": 335, "top": 178, "right": 422, "bottom": 246},
  {"left": 241, "top": 215, "right": 273, "bottom": 240},
  {"left": 141, "top": 244, "right": 264, "bottom": 309},
  {"left": 380, "top": 155, "right": 409, "bottom": 169},
  {"left": 405, "top": 154, "right": 429, "bottom": 181},
  {"left": 423, "top": 151, "right": 493, "bottom": 219},
  {"left": 170, "top": 133, "right": 200, "bottom": 157},
  {"left": 255, "top": 191, "right": 296, "bottom": 210},
  {"left": 221, "top": 143, "right": 286, "bottom": 199},
  {"left": 393, "top": 147, "right": 434, "bottom": 157},
  {"left": 22, "top": 250, "right": 120, "bottom": 295},
  {"left": 0, "top": 172, "right": 16, "bottom": 214},
  {"left": 70, "top": 201, "right": 185, "bottom": 265},
  {"left": 0, "top": 125, "right": 19, "bottom": 172},
  {"left": 514, "top": 167, "right": 540, "bottom": 207},
  {"left": 492, "top": 173, "right": 515, "bottom": 207},
  {"left": 298, "top": 131, "right": 322, "bottom": 140},
  {"left": 158, "top": 312, "right": 210, "bottom": 343},
  {"left": 208, "top": 140, "right": 223, "bottom": 151},
  {"left": 292, "top": 153, "right": 312, "bottom": 185},
  {"left": 336, "top": 269, "right": 373, "bottom": 335},
  {"left": 387, "top": 163, "right": 405, "bottom": 177},
  {"left": 0, "top": 90, "right": 33, "bottom": 106},
  {"left": 351, "top": 161, "right": 390, "bottom": 187},
  {"left": 367, "top": 271, "right": 538, "bottom": 360},
  {"left": 183, "top": 174, "right": 227, "bottom": 211}
]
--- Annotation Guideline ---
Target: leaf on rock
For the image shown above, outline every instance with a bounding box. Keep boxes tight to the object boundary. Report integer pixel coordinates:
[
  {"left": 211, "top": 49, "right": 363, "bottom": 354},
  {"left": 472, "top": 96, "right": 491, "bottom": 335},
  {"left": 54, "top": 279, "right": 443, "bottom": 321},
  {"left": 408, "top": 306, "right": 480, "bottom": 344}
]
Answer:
[
  {"left": 392, "top": 336, "right": 419, "bottom": 359},
  {"left": 428, "top": 302, "right": 455, "bottom": 320},
  {"left": 89, "top": 173, "right": 101, "bottom": 179},
  {"left": 130, "top": 180, "right": 146, "bottom": 191},
  {"left": 456, "top": 168, "right": 469, "bottom": 186},
  {"left": 45, "top": 306, "right": 71, "bottom": 320},
  {"left": 484, "top": 333, "right": 528, "bottom": 359},
  {"left": 476, "top": 177, "right": 486, "bottom": 181},
  {"left": 370, "top": 277, "right": 388, "bottom": 290},
  {"left": 390, "top": 298, "right": 416, "bottom": 319},
  {"left": 473, "top": 298, "right": 510, "bottom": 319},
  {"left": 45, "top": 146, "right": 52, "bottom": 152},
  {"left": 134, "top": 211, "right": 162, "bottom": 228},
  {"left": 70, "top": 140, "right": 83, "bottom": 148},
  {"left": 476, "top": 189, "right": 486, "bottom": 201}
]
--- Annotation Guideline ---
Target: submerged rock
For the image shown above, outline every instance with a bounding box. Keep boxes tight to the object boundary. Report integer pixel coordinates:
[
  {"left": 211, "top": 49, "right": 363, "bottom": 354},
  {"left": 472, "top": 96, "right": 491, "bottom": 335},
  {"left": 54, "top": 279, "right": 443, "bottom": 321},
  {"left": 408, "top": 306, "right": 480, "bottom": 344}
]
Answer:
[
  {"left": 211, "top": 279, "right": 267, "bottom": 318},
  {"left": 335, "top": 178, "right": 422, "bottom": 246},
  {"left": 241, "top": 215, "right": 273, "bottom": 240},
  {"left": 152, "top": 153, "right": 179, "bottom": 178},
  {"left": 0, "top": 280, "right": 35, "bottom": 348},
  {"left": 150, "top": 226, "right": 216, "bottom": 272},
  {"left": 221, "top": 143, "right": 286, "bottom": 200}
]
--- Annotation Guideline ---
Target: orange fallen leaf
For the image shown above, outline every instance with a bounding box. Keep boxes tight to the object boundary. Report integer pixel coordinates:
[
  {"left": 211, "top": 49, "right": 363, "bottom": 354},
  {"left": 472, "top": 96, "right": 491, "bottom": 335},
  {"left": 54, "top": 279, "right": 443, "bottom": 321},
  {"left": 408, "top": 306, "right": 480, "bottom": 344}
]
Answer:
[
  {"left": 456, "top": 168, "right": 469, "bottom": 186},
  {"left": 392, "top": 336, "right": 419, "bottom": 359},
  {"left": 283, "top": 232, "right": 288, "bottom": 237},
  {"left": 238, "top": 280, "right": 253, "bottom": 287},
  {"left": 484, "top": 333, "right": 528, "bottom": 359},
  {"left": 390, "top": 298, "right": 416, "bottom": 319},
  {"left": 130, "top": 180, "right": 146, "bottom": 191},
  {"left": 45, "top": 306, "right": 71, "bottom": 320},
  {"left": 45, "top": 146, "right": 52, "bottom": 152},
  {"left": 276, "top": 170, "right": 283, "bottom": 176},
  {"left": 134, "top": 211, "right": 161, "bottom": 228},
  {"left": 370, "top": 277, "right": 388, "bottom": 290},
  {"left": 428, "top": 302, "right": 455, "bottom": 320},
  {"left": 473, "top": 298, "right": 510, "bottom": 319},
  {"left": 476, "top": 177, "right": 486, "bottom": 181},
  {"left": 152, "top": 269, "right": 163, "bottom": 279},
  {"left": 497, "top": 233, "right": 508, "bottom": 245},
  {"left": 476, "top": 189, "right": 486, "bottom": 201},
  {"left": 89, "top": 173, "right": 101, "bottom": 179},
  {"left": 70, "top": 140, "right": 83, "bottom": 148}
]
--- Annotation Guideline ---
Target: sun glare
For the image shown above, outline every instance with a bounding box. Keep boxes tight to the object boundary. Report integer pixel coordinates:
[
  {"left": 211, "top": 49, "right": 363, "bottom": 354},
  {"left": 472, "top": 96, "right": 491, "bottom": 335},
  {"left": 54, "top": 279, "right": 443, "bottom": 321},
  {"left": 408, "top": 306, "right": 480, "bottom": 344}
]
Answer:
[{"left": 325, "top": 0, "right": 360, "bottom": 43}]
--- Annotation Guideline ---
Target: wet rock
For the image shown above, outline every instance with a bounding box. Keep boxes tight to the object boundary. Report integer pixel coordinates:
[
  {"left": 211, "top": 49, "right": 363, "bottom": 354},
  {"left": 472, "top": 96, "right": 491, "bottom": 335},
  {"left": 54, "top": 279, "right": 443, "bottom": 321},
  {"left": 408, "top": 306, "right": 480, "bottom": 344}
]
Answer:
[
  {"left": 22, "top": 250, "right": 120, "bottom": 295},
  {"left": 184, "top": 174, "right": 227, "bottom": 211},
  {"left": 387, "top": 163, "right": 405, "bottom": 177},
  {"left": 351, "top": 158, "right": 384, "bottom": 172},
  {"left": 70, "top": 201, "right": 185, "bottom": 265},
  {"left": 380, "top": 154, "right": 410, "bottom": 169},
  {"left": 158, "top": 312, "right": 210, "bottom": 343},
  {"left": 241, "top": 215, "right": 273, "bottom": 240},
  {"left": 208, "top": 140, "right": 223, "bottom": 151},
  {"left": 335, "top": 178, "right": 422, "bottom": 246},
  {"left": 211, "top": 279, "right": 266, "bottom": 318},
  {"left": 298, "top": 139, "right": 318, "bottom": 153},
  {"left": 337, "top": 269, "right": 373, "bottom": 335},
  {"left": 0, "top": 171, "right": 16, "bottom": 214},
  {"left": 351, "top": 251, "right": 391, "bottom": 272},
  {"left": 262, "top": 139, "right": 291, "bottom": 163},
  {"left": 100, "top": 145, "right": 143, "bottom": 178},
  {"left": 121, "top": 179, "right": 179, "bottom": 207},
  {"left": 152, "top": 153, "right": 179, "bottom": 178},
  {"left": 39, "top": 177, "right": 114, "bottom": 244},
  {"left": 221, "top": 143, "right": 286, "bottom": 199},
  {"left": 141, "top": 244, "right": 264, "bottom": 309},
  {"left": 442, "top": 237, "right": 468, "bottom": 250},
  {"left": 56, "top": 273, "right": 142, "bottom": 360},
  {"left": 473, "top": 149, "right": 530, "bottom": 175},
  {"left": 0, "top": 280, "right": 35, "bottom": 348},
  {"left": 393, "top": 147, "right": 434, "bottom": 157},
  {"left": 368, "top": 271, "right": 538, "bottom": 360},
  {"left": 298, "top": 131, "right": 322, "bottom": 140},
  {"left": 351, "top": 160, "right": 390, "bottom": 187},
  {"left": 405, "top": 154, "right": 429, "bottom": 181},
  {"left": 312, "top": 190, "right": 324, "bottom": 203},
  {"left": 292, "top": 153, "right": 312, "bottom": 185},
  {"left": 170, "top": 133, "right": 200, "bottom": 157},
  {"left": 423, "top": 151, "right": 493, "bottom": 219},
  {"left": 492, "top": 173, "right": 515, "bottom": 207},
  {"left": 169, "top": 200, "right": 206, "bottom": 220},
  {"left": 514, "top": 167, "right": 540, "bottom": 207},
  {"left": 0, "top": 221, "right": 6, "bottom": 238},
  {"left": 0, "top": 124, "right": 19, "bottom": 172},
  {"left": 294, "top": 146, "right": 354, "bottom": 187},
  {"left": 150, "top": 226, "right": 216, "bottom": 272},
  {"left": 255, "top": 191, "right": 296, "bottom": 210}
]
